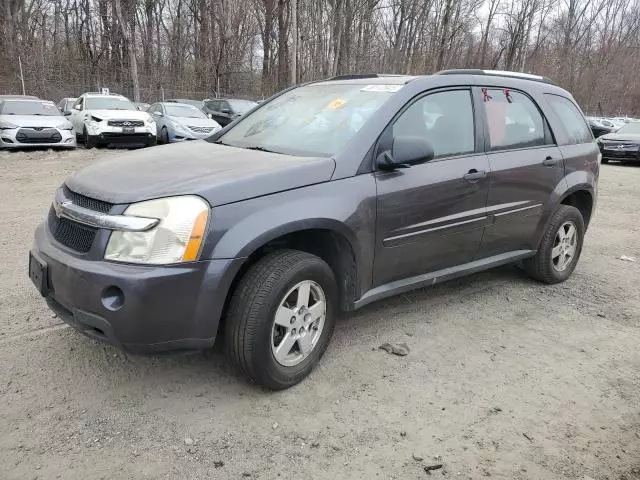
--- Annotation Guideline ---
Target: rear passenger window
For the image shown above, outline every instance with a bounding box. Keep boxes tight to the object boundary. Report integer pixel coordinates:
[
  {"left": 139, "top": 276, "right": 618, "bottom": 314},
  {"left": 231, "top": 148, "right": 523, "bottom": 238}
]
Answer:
[
  {"left": 544, "top": 94, "right": 593, "bottom": 144},
  {"left": 481, "top": 89, "right": 547, "bottom": 151},
  {"left": 393, "top": 90, "right": 475, "bottom": 158}
]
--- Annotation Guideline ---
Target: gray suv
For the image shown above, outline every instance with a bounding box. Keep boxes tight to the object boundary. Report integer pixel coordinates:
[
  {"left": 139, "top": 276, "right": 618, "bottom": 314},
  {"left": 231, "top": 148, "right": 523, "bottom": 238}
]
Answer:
[{"left": 29, "top": 70, "right": 599, "bottom": 389}]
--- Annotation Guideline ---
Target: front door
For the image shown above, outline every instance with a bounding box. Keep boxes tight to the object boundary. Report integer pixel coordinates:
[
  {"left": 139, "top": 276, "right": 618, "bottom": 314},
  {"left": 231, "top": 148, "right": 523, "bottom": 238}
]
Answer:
[
  {"left": 373, "top": 89, "right": 491, "bottom": 287},
  {"left": 474, "top": 87, "right": 564, "bottom": 257}
]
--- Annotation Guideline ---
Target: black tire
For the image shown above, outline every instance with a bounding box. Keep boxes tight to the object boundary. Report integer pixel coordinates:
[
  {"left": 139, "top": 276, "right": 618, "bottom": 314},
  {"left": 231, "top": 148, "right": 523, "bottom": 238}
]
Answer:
[
  {"left": 601, "top": 157, "right": 609, "bottom": 164},
  {"left": 83, "top": 127, "right": 97, "bottom": 149},
  {"left": 160, "top": 127, "right": 169, "bottom": 144},
  {"left": 225, "top": 250, "right": 338, "bottom": 390},
  {"left": 147, "top": 136, "right": 157, "bottom": 147},
  {"left": 523, "top": 205, "right": 585, "bottom": 284}
]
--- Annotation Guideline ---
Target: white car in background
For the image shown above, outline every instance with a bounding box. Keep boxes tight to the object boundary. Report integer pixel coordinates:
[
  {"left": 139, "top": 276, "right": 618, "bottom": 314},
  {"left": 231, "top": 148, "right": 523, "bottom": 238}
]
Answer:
[
  {"left": 67, "top": 93, "right": 156, "bottom": 148},
  {"left": 0, "top": 98, "right": 76, "bottom": 149}
]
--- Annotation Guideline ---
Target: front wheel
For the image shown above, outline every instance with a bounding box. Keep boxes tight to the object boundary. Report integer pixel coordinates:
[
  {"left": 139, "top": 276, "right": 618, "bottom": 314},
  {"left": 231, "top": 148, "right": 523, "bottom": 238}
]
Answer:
[
  {"left": 83, "top": 127, "right": 97, "bottom": 149},
  {"left": 225, "top": 250, "right": 338, "bottom": 390},
  {"left": 523, "top": 205, "right": 585, "bottom": 284}
]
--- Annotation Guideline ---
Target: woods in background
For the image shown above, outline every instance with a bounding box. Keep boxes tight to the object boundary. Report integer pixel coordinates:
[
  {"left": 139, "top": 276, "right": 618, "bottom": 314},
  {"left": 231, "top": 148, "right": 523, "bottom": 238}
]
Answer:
[{"left": 1, "top": 0, "right": 639, "bottom": 114}]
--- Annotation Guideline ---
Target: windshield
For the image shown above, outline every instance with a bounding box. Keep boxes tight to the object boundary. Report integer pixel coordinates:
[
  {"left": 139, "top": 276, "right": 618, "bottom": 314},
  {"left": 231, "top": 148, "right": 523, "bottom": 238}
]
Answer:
[
  {"left": 171, "top": 99, "right": 203, "bottom": 109},
  {"left": 165, "top": 104, "right": 207, "bottom": 118},
  {"left": 228, "top": 99, "right": 258, "bottom": 114},
  {"left": 617, "top": 122, "right": 640, "bottom": 135},
  {"left": 218, "top": 84, "right": 397, "bottom": 156},
  {"left": 85, "top": 97, "right": 136, "bottom": 111},
  {"left": 0, "top": 100, "right": 61, "bottom": 116}
]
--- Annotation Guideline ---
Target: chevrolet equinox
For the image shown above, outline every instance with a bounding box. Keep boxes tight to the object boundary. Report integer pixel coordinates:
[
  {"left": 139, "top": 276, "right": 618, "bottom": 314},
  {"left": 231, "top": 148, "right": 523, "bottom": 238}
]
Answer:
[{"left": 29, "top": 70, "right": 600, "bottom": 389}]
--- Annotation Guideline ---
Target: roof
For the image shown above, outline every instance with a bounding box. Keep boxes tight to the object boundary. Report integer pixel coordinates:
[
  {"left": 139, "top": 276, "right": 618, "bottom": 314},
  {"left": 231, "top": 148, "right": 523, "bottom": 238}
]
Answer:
[
  {"left": 437, "top": 69, "right": 556, "bottom": 85},
  {"left": 82, "top": 92, "right": 125, "bottom": 98}
]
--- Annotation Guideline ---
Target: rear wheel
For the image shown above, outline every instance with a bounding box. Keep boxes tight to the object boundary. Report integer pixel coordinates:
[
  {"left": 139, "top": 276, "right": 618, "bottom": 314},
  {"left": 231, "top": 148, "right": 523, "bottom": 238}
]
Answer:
[
  {"left": 225, "top": 250, "right": 338, "bottom": 390},
  {"left": 523, "top": 205, "right": 585, "bottom": 284}
]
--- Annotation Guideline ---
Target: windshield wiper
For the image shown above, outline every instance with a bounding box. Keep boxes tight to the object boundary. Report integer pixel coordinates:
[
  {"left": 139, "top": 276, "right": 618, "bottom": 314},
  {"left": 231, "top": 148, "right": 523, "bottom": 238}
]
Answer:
[{"left": 243, "top": 145, "right": 278, "bottom": 153}]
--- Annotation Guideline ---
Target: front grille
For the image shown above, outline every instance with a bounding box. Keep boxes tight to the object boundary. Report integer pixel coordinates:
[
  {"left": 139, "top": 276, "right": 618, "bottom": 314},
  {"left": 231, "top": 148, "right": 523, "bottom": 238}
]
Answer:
[
  {"left": 48, "top": 209, "right": 97, "bottom": 253},
  {"left": 188, "top": 125, "right": 214, "bottom": 134},
  {"left": 48, "top": 187, "right": 113, "bottom": 253},
  {"left": 107, "top": 120, "right": 144, "bottom": 127},
  {"left": 62, "top": 185, "right": 112, "bottom": 213},
  {"left": 16, "top": 128, "right": 61, "bottom": 144}
]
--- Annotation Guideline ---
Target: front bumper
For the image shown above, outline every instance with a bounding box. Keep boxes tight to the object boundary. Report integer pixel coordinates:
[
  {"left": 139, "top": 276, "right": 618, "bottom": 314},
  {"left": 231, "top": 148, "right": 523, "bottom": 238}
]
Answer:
[
  {"left": 31, "top": 222, "right": 244, "bottom": 353},
  {"left": 170, "top": 129, "right": 218, "bottom": 142},
  {"left": 600, "top": 145, "right": 640, "bottom": 161},
  {"left": 88, "top": 123, "right": 156, "bottom": 145},
  {"left": 0, "top": 127, "right": 76, "bottom": 148}
]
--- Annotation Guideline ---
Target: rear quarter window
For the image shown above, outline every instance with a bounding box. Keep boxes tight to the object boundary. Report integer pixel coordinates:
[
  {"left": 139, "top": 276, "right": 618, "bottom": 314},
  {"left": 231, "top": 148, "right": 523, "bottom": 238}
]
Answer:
[{"left": 544, "top": 94, "right": 593, "bottom": 145}]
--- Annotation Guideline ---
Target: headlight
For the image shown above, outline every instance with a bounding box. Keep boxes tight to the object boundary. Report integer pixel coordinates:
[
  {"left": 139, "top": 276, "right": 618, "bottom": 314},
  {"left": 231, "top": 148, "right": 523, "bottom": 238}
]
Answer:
[
  {"left": 173, "top": 121, "right": 188, "bottom": 134},
  {"left": 0, "top": 120, "right": 18, "bottom": 129},
  {"left": 105, "top": 196, "right": 209, "bottom": 264},
  {"left": 56, "top": 121, "right": 73, "bottom": 130}
]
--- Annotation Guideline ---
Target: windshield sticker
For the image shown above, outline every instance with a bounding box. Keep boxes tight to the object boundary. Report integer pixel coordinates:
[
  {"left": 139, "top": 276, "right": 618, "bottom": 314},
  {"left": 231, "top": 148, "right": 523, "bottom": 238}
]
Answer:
[
  {"left": 361, "top": 85, "right": 403, "bottom": 93},
  {"left": 327, "top": 98, "right": 347, "bottom": 110}
]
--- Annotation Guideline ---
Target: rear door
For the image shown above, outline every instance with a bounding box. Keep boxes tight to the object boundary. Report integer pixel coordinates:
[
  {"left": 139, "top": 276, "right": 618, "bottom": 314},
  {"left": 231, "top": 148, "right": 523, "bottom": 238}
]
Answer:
[
  {"left": 474, "top": 87, "right": 564, "bottom": 257},
  {"left": 543, "top": 94, "right": 599, "bottom": 183},
  {"left": 373, "top": 88, "right": 491, "bottom": 286}
]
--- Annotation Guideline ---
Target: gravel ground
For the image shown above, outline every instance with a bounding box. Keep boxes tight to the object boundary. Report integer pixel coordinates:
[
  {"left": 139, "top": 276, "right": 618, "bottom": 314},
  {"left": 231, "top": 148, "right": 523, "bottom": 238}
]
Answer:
[{"left": 1, "top": 148, "right": 639, "bottom": 480}]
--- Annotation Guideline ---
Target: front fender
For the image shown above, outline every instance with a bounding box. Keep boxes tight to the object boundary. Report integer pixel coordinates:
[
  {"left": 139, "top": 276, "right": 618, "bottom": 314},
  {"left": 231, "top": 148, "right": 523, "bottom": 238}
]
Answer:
[{"left": 202, "top": 175, "right": 378, "bottom": 294}]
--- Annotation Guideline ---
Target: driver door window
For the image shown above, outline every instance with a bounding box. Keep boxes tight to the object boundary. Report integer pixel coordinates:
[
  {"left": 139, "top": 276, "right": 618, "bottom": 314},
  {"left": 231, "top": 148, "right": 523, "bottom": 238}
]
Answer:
[{"left": 392, "top": 90, "right": 475, "bottom": 159}]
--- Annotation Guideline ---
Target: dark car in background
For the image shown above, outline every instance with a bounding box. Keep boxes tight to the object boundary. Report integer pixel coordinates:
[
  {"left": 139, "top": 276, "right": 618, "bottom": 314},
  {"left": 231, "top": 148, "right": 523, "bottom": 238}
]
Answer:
[
  {"left": 57, "top": 97, "right": 78, "bottom": 115},
  {"left": 597, "top": 121, "right": 640, "bottom": 164},
  {"left": 203, "top": 98, "right": 258, "bottom": 126},
  {"left": 29, "top": 70, "right": 598, "bottom": 389},
  {"left": 586, "top": 118, "right": 614, "bottom": 138}
]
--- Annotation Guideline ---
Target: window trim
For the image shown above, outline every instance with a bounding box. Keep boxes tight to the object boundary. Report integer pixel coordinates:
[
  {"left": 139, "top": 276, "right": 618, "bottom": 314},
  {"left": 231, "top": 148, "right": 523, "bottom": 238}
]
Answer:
[
  {"left": 372, "top": 87, "right": 481, "bottom": 170},
  {"left": 474, "top": 86, "right": 556, "bottom": 154}
]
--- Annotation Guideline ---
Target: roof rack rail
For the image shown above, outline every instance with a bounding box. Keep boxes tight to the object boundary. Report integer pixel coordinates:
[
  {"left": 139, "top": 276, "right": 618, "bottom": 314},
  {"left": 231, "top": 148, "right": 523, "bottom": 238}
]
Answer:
[
  {"left": 436, "top": 69, "right": 556, "bottom": 85},
  {"left": 326, "top": 73, "right": 409, "bottom": 81}
]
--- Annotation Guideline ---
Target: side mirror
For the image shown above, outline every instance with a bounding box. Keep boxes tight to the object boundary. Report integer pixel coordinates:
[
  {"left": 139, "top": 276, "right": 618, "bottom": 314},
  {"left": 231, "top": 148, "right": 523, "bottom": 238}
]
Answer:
[
  {"left": 207, "top": 113, "right": 213, "bottom": 119},
  {"left": 377, "top": 136, "right": 435, "bottom": 170},
  {"left": 74, "top": 104, "right": 81, "bottom": 111},
  {"left": 153, "top": 111, "right": 163, "bottom": 117}
]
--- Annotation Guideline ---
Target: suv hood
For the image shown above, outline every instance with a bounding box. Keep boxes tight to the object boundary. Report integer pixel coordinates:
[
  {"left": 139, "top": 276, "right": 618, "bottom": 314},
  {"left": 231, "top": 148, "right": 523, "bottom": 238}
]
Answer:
[
  {"left": 599, "top": 132, "right": 640, "bottom": 142},
  {"left": 169, "top": 116, "right": 220, "bottom": 128},
  {"left": 0, "top": 114, "right": 67, "bottom": 128},
  {"left": 88, "top": 109, "right": 150, "bottom": 121},
  {"left": 66, "top": 141, "right": 336, "bottom": 205}
]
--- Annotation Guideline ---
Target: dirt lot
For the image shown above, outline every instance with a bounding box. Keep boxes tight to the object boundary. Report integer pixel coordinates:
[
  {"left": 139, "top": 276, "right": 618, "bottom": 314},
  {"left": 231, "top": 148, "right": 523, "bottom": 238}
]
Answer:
[{"left": 1, "top": 148, "right": 639, "bottom": 480}]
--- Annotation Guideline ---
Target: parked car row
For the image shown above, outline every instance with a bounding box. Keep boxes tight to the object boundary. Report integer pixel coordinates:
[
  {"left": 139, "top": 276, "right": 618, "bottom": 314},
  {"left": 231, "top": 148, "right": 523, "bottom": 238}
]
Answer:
[
  {"left": 585, "top": 115, "right": 639, "bottom": 138},
  {"left": 1, "top": 92, "right": 259, "bottom": 150}
]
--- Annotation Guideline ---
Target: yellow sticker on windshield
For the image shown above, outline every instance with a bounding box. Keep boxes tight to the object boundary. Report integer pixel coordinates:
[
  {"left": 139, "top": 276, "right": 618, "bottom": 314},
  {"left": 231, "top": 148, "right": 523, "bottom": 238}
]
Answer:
[{"left": 327, "top": 98, "right": 346, "bottom": 110}]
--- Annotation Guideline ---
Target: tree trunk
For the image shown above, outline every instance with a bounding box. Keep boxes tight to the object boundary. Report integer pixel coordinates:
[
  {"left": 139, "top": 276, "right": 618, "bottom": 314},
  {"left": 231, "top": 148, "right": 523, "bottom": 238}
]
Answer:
[{"left": 113, "top": 0, "right": 140, "bottom": 102}]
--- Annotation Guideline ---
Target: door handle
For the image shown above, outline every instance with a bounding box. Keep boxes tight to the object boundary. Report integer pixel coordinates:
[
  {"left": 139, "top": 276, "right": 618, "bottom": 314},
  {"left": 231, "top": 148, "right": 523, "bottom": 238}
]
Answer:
[
  {"left": 463, "top": 169, "right": 487, "bottom": 181},
  {"left": 542, "top": 156, "right": 559, "bottom": 166}
]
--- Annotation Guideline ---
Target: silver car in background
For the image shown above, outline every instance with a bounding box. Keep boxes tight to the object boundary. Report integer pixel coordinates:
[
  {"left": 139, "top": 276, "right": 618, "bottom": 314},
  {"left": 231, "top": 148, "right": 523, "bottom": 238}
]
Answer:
[
  {"left": 148, "top": 102, "right": 221, "bottom": 143},
  {"left": 0, "top": 99, "right": 76, "bottom": 149}
]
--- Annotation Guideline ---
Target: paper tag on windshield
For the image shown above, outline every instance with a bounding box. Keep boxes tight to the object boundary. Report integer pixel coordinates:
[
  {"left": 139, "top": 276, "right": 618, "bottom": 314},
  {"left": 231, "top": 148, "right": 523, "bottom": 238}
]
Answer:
[
  {"left": 361, "top": 85, "right": 403, "bottom": 93},
  {"left": 327, "top": 98, "right": 347, "bottom": 110}
]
